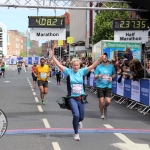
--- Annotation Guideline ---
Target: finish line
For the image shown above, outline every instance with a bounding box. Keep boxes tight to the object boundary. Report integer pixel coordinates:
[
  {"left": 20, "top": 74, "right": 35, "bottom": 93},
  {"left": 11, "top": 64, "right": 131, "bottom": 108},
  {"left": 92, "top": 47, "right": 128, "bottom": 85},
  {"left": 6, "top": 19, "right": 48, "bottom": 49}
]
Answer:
[{"left": 5, "top": 128, "right": 150, "bottom": 135}]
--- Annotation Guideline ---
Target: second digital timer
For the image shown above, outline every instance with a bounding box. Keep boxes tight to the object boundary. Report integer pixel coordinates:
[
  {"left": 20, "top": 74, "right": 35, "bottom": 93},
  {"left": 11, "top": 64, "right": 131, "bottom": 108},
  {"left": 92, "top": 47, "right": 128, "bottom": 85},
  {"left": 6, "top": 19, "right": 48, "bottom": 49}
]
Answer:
[{"left": 112, "top": 19, "right": 148, "bottom": 30}]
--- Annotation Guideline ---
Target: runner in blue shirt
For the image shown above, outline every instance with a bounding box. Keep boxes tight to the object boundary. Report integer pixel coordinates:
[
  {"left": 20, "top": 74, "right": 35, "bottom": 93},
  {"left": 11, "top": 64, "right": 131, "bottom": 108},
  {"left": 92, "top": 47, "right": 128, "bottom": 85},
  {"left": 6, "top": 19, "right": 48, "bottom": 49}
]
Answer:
[
  {"left": 94, "top": 53, "right": 116, "bottom": 119},
  {"left": 49, "top": 43, "right": 104, "bottom": 141}
]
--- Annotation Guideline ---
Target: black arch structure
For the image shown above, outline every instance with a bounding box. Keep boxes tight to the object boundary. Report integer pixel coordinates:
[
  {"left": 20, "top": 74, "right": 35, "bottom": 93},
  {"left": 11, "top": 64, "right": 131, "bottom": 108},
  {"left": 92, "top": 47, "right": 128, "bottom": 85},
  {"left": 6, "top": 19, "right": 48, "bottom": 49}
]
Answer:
[{"left": 125, "top": 0, "right": 150, "bottom": 25}]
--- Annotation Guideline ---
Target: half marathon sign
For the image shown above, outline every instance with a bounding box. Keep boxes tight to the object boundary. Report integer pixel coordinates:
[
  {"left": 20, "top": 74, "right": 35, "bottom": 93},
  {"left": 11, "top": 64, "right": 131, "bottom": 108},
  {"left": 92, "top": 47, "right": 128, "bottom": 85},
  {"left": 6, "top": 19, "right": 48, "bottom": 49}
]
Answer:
[
  {"left": 114, "top": 30, "right": 148, "bottom": 44},
  {"left": 30, "top": 28, "right": 66, "bottom": 40}
]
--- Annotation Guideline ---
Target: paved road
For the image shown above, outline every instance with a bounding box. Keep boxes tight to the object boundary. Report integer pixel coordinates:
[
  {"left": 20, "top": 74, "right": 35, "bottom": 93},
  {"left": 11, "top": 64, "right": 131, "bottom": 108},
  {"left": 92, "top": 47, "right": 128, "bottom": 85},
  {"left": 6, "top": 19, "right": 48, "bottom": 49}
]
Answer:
[{"left": 0, "top": 65, "right": 150, "bottom": 150}]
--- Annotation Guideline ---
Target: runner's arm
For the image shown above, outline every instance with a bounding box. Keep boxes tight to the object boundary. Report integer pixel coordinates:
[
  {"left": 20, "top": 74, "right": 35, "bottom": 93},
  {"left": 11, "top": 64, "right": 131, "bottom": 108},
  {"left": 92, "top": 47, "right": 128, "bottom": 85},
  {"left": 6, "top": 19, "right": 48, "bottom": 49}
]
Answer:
[
  {"left": 87, "top": 55, "right": 103, "bottom": 72},
  {"left": 49, "top": 42, "right": 65, "bottom": 72},
  {"left": 52, "top": 56, "right": 65, "bottom": 72}
]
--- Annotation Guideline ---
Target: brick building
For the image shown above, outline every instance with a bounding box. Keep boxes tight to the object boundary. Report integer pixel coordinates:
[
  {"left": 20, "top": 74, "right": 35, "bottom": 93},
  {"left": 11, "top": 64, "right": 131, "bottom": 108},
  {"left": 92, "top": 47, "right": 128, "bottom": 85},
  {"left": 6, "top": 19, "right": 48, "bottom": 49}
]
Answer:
[
  {"left": 29, "top": 40, "right": 39, "bottom": 56},
  {"left": 7, "top": 30, "right": 39, "bottom": 57},
  {"left": 42, "top": 42, "right": 48, "bottom": 57},
  {"left": 7, "top": 30, "right": 26, "bottom": 56}
]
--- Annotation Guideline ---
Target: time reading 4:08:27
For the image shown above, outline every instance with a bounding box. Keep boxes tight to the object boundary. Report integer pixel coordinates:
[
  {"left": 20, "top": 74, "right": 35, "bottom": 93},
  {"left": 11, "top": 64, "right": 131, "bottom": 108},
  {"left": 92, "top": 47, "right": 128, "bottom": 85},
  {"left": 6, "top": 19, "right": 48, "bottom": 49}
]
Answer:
[
  {"left": 36, "top": 18, "right": 64, "bottom": 26},
  {"left": 119, "top": 20, "right": 147, "bottom": 29}
]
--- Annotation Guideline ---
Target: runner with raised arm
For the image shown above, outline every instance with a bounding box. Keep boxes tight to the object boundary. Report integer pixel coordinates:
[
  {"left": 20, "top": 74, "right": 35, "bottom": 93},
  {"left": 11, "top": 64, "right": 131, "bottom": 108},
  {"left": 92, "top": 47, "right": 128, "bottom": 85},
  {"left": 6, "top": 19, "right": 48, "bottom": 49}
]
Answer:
[{"left": 49, "top": 42, "right": 104, "bottom": 141}]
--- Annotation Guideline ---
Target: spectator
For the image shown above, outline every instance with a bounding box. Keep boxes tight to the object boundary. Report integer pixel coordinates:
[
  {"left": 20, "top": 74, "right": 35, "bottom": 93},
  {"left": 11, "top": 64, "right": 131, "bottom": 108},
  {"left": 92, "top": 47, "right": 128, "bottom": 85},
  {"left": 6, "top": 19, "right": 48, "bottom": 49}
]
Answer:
[
  {"left": 129, "top": 58, "right": 144, "bottom": 81},
  {"left": 114, "top": 50, "right": 118, "bottom": 61},
  {"left": 122, "top": 66, "right": 132, "bottom": 79},
  {"left": 125, "top": 47, "right": 133, "bottom": 61},
  {"left": 146, "top": 62, "right": 150, "bottom": 78},
  {"left": 111, "top": 59, "right": 116, "bottom": 68},
  {"left": 116, "top": 62, "right": 122, "bottom": 75}
]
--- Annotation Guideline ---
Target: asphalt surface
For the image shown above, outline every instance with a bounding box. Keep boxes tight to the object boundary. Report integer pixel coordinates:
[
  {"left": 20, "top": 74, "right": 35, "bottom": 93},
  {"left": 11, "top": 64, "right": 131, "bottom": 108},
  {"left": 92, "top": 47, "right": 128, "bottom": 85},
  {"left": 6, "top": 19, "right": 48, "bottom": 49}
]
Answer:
[{"left": 0, "top": 65, "right": 150, "bottom": 150}]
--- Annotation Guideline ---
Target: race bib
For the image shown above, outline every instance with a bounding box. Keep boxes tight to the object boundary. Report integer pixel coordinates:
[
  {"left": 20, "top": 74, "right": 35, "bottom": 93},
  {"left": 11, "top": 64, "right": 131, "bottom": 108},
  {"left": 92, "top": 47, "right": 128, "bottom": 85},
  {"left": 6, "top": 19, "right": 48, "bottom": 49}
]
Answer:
[
  {"left": 72, "top": 84, "right": 82, "bottom": 94},
  {"left": 40, "top": 72, "right": 47, "bottom": 79},
  {"left": 102, "top": 74, "right": 110, "bottom": 81}
]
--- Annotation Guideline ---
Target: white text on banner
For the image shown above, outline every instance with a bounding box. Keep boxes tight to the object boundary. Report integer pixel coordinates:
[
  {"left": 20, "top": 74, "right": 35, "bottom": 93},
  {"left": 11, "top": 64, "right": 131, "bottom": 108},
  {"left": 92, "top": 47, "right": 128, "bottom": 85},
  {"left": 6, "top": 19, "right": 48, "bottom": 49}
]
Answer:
[
  {"left": 117, "top": 76, "right": 124, "bottom": 96},
  {"left": 131, "top": 80, "right": 140, "bottom": 102},
  {"left": 30, "top": 28, "right": 66, "bottom": 40},
  {"left": 90, "top": 73, "right": 94, "bottom": 86}
]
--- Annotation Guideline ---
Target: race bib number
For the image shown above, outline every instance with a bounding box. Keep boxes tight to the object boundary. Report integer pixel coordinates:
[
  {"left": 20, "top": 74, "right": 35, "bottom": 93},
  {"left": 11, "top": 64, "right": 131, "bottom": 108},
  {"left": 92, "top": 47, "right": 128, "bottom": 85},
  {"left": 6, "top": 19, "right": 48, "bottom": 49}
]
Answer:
[
  {"left": 72, "top": 84, "right": 82, "bottom": 94},
  {"left": 102, "top": 74, "right": 110, "bottom": 81},
  {"left": 40, "top": 72, "right": 47, "bottom": 79}
]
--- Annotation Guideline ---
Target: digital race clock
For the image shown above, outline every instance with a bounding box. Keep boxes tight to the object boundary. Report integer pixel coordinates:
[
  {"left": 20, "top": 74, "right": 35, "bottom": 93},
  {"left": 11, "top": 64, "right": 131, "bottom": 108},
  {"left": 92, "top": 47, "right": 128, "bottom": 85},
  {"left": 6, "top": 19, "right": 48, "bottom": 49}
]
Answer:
[
  {"left": 112, "top": 19, "right": 148, "bottom": 30},
  {"left": 28, "top": 16, "right": 65, "bottom": 28}
]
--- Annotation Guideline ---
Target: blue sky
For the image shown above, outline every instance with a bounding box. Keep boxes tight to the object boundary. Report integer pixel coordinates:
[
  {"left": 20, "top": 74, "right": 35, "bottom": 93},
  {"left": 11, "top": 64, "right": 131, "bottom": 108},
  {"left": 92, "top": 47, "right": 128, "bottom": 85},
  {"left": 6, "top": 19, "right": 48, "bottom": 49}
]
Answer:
[{"left": 0, "top": 7, "right": 66, "bottom": 46}]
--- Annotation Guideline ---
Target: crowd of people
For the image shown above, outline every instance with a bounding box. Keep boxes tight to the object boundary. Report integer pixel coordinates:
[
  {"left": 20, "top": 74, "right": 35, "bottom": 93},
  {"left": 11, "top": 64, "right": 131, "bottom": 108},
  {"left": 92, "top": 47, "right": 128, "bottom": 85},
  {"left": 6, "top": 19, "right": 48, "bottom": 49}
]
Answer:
[{"left": 109, "top": 47, "right": 144, "bottom": 81}]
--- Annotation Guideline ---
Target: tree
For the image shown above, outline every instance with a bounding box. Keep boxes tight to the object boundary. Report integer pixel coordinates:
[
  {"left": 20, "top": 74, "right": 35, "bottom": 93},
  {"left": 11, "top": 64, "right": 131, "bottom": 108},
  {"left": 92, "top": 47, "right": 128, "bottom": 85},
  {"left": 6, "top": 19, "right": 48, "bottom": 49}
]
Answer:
[
  {"left": 38, "top": 46, "right": 42, "bottom": 56},
  {"left": 19, "top": 51, "right": 26, "bottom": 57},
  {"left": 92, "top": 3, "right": 129, "bottom": 45}
]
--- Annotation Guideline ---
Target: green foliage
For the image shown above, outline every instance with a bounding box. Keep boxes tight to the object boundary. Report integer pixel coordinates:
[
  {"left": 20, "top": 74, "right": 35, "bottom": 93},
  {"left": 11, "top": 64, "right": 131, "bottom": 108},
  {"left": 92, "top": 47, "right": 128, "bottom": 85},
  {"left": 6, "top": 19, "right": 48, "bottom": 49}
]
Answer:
[
  {"left": 38, "top": 46, "right": 42, "bottom": 56},
  {"left": 92, "top": 3, "right": 129, "bottom": 45},
  {"left": 19, "top": 51, "right": 26, "bottom": 57}
]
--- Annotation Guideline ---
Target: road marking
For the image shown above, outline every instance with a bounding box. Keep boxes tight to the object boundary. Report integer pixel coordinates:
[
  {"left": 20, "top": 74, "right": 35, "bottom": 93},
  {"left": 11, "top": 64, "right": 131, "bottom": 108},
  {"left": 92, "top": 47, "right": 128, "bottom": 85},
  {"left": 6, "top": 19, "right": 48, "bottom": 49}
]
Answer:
[
  {"left": 37, "top": 106, "right": 43, "bottom": 112},
  {"left": 52, "top": 142, "right": 61, "bottom": 150},
  {"left": 48, "top": 80, "right": 51, "bottom": 82},
  {"left": 3, "top": 81, "right": 10, "bottom": 83},
  {"left": 31, "top": 89, "right": 34, "bottom": 91},
  {"left": 103, "top": 124, "right": 150, "bottom": 150},
  {"left": 43, "top": 119, "right": 51, "bottom": 128},
  {"left": 35, "top": 97, "right": 39, "bottom": 102},
  {"left": 33, "top": 92, "right": 36, "bottom": 95}
]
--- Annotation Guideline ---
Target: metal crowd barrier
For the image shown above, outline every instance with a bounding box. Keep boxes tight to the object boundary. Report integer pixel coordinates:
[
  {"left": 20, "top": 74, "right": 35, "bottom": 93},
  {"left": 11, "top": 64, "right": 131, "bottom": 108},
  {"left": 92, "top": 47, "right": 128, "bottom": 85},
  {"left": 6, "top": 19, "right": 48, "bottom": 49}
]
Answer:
[{"left": 50, "top": 71, "right": 150, "bottom": 116}]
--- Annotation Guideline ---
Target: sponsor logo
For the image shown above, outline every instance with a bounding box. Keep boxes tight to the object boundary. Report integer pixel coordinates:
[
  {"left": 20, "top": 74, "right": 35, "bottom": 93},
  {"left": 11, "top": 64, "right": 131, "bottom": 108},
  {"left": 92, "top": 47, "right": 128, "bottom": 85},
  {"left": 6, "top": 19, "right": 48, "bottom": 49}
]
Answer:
[
  {"left": 141, "top": 88, "right": 149, "bottom": 93},
  {"left": 0, "top": 109, "right": 7, "bottom": 138},
  {"left": 125, "top": 84, "right": 131, "bottom": 88},
  {"left": 132, "top": 85, "right": 139, "bottom": 90}
]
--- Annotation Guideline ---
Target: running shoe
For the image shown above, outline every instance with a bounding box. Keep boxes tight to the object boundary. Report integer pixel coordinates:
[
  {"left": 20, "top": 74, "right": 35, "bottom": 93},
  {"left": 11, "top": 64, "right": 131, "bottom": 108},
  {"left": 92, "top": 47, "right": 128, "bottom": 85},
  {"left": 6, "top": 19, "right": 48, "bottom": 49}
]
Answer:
[
  {"left": 74, "top": 134, "right": 80, "bottom": 141},
  {"left": 101, "top": 114, "right": 105, "bottom": 119},
  {"left": 104, "top": 105, "right": 107, "bottom": 116},
  {"left": 78, "top": 122, "right": 83, "bottom": 129},
  {"left": 42, "top": 101, "right": 45, "bottom": 105}
]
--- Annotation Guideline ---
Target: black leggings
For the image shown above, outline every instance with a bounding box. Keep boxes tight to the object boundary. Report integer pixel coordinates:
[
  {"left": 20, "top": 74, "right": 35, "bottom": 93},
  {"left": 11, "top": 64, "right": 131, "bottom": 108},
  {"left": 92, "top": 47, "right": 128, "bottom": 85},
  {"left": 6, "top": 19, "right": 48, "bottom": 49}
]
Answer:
[{"left": 56, "top": 74, "right": 61, "bottom": 82}]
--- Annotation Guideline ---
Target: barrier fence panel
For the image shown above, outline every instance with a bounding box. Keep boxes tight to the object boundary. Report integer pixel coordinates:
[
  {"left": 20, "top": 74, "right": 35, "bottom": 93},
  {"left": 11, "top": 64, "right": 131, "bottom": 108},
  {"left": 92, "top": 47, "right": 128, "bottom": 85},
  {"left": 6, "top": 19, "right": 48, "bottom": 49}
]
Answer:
[
  {"left": 57, "top": 72, "right": 150, "bottom": 115},
  {"left": 7, "top": 57, "right": 41, "bottom": 65}
]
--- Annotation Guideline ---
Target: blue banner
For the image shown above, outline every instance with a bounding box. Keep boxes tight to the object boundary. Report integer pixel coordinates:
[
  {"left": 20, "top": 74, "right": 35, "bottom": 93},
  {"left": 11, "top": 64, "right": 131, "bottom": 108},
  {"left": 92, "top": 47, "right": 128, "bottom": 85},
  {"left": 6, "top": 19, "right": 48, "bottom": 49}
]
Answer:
[
  {"left": 124, "top": 79, "right": 131, "bottom": 99},
  {"left": 93, "top": 80, "right": 97, "bottom": 87},
  {"left": 87, "top": 79, "right": 90, "bottom": 86},
  {"left": 35, "top": 57, "right": 39, "bottom": 64},
  {"left": 28, "top": 57, "right": 32, "bottom": 65},
  {"left": 112, "top": 77, "right": 117, "bottom": 94},
  {"left": 140, "top": 79, "right": 149, "bottom": 106}
]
